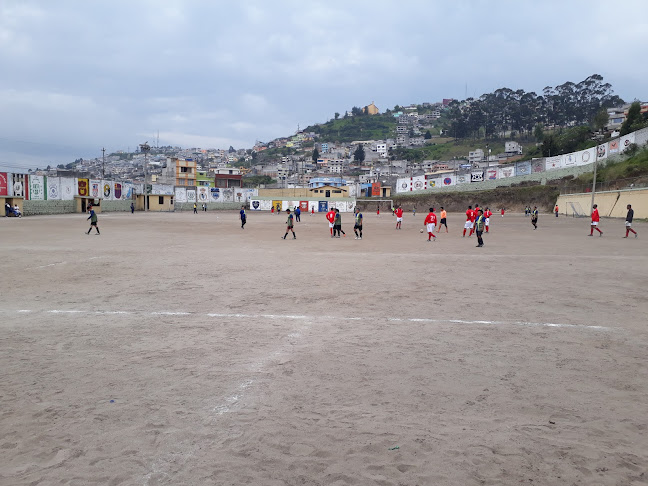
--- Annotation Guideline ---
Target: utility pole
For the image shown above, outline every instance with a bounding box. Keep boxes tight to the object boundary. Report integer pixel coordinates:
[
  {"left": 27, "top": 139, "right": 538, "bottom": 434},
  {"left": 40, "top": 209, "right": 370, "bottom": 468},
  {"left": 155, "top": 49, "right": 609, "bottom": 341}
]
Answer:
[
  {"left": 101, "top": 147, "right": 106, "bottom": 178},
  {"left": 590, "top": 143, "right": 600, "bottom": 212},
  {"left": 140, "top": 142, "right": 150, "bottom": 211}
]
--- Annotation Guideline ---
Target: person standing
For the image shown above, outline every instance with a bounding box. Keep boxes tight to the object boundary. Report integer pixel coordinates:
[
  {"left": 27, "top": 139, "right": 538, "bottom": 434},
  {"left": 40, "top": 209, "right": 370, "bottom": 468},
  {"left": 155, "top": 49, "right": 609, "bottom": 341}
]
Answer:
[
  {"left": 271, "top": 205, "right": 275, "bottom": 215},
  {"left": 333, "top": 208, "right": 346, "bottom": 238},
  {"left": 439, "top": 207, "right": 448, "bottom": 233},
  {"left": 295, "top": 205, "right": 301, "bottom": 222},
  {"left": 193, "top": 203, "right": 197, "bottom": 214},
  {"left": 475, "top": 209, "right": 485, "bottom": 247},
  {"left": 353, "top": 207, "right": 363, "bottom": 239},
  {"left": 412, "top": 206, "right": 416, "bottom": 217},
  {"left": 282, "top": 209, "right": 296, "bottom": 239},
  {"left": 501, "top": 207, "right": 505, "bottom": 218},
  {"left": 531, "top": 206, "right": 538, "bottom": 229},
  {"left": 130, "top": 202, "right": 135, "bottom": 214},
  {"left": 240, "top": 205, "right": 247, "bottom": 229},
  {"left": 555, "top": 204, "right": 559, "bottom": 217},
  {"left": 423, "top": 207, "right": 437, "bottom": 242},
  {"left": 326, "top": 207, "right": 336, "bottom": 237},
  {"left": 203, "top": 203, "right": 207, "bottom": 212},
  {"left": 484, "top": 207, "right": 492, "bottom": 233},
  {"left": 395, "top": 205, "right": 404, "bottom": 230},
  {"left": 624, "top": 204, "right": 638, "bottom": 238},
  {"left": 463, "top": 205, "right": 473, "bottom": 237},
  {"left": 86, "top": 207, "right": 100, "bottom": 235},
  {"left": 311, "top": 206, "right": 315, "bottom": 216},
  {"left": 589, "top": 204, "right": 603, "bottom": 236},
  {"left": 376, "top": 204, "right": 380, "bottom": 217}
]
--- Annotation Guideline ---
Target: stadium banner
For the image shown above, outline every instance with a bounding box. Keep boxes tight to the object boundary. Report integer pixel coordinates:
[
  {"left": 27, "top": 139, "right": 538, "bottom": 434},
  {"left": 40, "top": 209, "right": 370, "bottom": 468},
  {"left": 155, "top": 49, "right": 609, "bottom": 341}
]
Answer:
[
  {"left": 290, "top": 200, "right": 300, "bottom": 210},
  {"left": 620, "top": 133, "right": 636, "bottom": 152},
  {"left": 318, "top": 201, "right": 328, "bottom": 212},
  {"left": 308, "top": 200, "right": 318, "bottom": 212},
  {"left": 272, "top": 200, "right": 282, "bottom": 211},
  {"left": 28, "top": 175, "right": 45, "bottom": 200},
  {"left": 196, "top": 186, "right": 210, "bottom": 202},
  {"left": 597, "top": 143, "right": 608, "bottom": 160},
  {"left": 174, "top": 187, "right": 187, "bottom": 203},
  {"left": 102, "top": 181, "right": 113, "bottom": 200},
  {"left": 471, "top": 171, "right": 484, "bottom": 182},
  {"left": 441, "top": 174, "right": 455, "bottom": 186},
  {"left": 60, "top": 177, "right": 75, "bottom": 200},
  {"left": 346, "top": 200, "right": 355, "bottom": 212},
  {"left": 0, "top": 172, "right": 7, "bottom": 196},
  {"left": 12, "top": 173, "right": 26, "bottom": 197},
  {"left": 428, "top": 177, "right": 443, "bottom": 188},
  {"left": 221, "top": 188, "right": 234, "bottom": 202},
  {"left": 486, "top": 168, "right": 498, "bottom": 180},
  {"left": 77, "top": 178, "right": 89, "bottom": 197},
  {"left": 411, "top": 175, "right": 426, "bottom": 191},
  {"left": 532, "top": 160, "right": 545, "bottom": 173},
  {"left": 545, "top": 156, "right": 563, "bottom": 171},
  {"left": 46, "top": 177, "right": 61, "bottom": 200},
  {"left": 123, "top": 183, "right": 134, "bottom": 199},
  {"left": 260, "top": 199, "right": 272, "bottom": 211},
  {"left": 498, "top": 165, "right": 515, "bottom": 178},
  {"left": 456, "top": 174, "right": 469, "bottom": 184},
  {"left": 515, "top": 161, "right": 531, "bottom": 176},
  {"left": 347, "top": 185, "right": 357, "bottom": 197},
  {"left": 209, "top": 187, "right": 221, "bottom": 201},
  {"left": 576, "top": 147, "right": 596, "bottom": 166},
  {"left": 90, "top": 179, "right": 101, "bottom": 199},
  {"left": 186, "top": 189, "right": 196, "bottom": 202},
  {"left": 371, "top": 182, "right": 381, "bottom": 196},
  {"left": 608, "top": 139, "right": 620, "bottom": 154},
  {"left": 563, "top": 153, "right": 577, "bottom": 167},
  {"left": 250, "top": 199, "right": 261, "bottom": 210},
  {"left": 299, "top": 201, "right": 309, "bottom": 211},
  {"left": 397, "top": 178, "right": 409, "bottom": 193}
]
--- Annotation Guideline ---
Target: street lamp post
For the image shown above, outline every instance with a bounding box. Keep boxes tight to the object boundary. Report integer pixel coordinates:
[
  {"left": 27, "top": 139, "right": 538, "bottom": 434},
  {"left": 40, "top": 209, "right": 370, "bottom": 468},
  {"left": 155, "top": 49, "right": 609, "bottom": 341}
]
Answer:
[
  {"left": 140, "top": 142, "right": 150, "bottom": 211},
  {"left": 590, "top": 143, "right": 600, "bottom": 212}
]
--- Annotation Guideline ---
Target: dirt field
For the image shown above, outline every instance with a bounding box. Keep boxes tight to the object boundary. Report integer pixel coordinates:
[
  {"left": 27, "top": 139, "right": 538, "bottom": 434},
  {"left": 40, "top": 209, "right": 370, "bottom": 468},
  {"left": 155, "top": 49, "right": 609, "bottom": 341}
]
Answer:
[{"left": 1, "top": 210, "right": 647, "bottom": 486}]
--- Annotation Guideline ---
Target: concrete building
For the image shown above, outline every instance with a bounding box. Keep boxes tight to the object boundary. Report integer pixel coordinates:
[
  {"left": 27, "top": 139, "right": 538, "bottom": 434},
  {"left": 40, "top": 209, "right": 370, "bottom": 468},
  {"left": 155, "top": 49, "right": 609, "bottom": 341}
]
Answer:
[
  {"left": 364, "top": 102, "right": 379, "bottom": 115},
  {"left": 505, "top": 141, "right": 523, "bottom": 155},
  {"left": 214, "top": 167, "right": 243, "bottom": 188},
  {"left": 469, "top": 149, "right": 485, "bottom": 163}
]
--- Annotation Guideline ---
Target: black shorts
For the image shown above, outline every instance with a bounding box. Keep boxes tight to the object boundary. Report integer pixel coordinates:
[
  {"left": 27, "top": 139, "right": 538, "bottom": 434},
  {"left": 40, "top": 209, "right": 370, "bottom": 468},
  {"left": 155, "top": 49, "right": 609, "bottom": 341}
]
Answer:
[
  {"left": 354, "top": 224, "right": 362, "bottom": 230},
  {"left": 440, "top": 218, "right": 447, "bottom": 225},
  {"left": 90, "top": 222, "right": 98, "bottom": 226}
]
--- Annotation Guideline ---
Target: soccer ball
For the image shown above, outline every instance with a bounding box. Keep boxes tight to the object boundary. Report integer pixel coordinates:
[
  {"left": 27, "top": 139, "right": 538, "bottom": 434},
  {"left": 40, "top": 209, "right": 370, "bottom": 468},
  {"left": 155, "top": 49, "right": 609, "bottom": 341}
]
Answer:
[{"left": 420, "top": 228, "right": 424, "bottom": 233}]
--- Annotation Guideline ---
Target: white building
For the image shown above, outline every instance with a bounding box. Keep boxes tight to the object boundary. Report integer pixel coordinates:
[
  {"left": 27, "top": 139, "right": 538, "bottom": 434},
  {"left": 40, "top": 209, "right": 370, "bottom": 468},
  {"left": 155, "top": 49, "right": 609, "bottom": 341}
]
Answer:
[
  {"left": 505, "top": 141, "right": 523, "bottom": 155},
  {"left": 376, "top": 143, "right": 387, "bottom": 157},
  {"left": 469, "top": 149, "right": 485, "bottom": 163}
]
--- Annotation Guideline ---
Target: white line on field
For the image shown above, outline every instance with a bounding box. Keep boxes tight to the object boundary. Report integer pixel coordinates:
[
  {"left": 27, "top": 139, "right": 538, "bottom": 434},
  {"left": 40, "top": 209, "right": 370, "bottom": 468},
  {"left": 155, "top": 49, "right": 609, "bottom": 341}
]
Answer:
[
  {"left": 25, "top": 256, "right": 103, "bottom": 270},
  {"left": 3, "top": 308, "right": 611, "bottom": 331}
]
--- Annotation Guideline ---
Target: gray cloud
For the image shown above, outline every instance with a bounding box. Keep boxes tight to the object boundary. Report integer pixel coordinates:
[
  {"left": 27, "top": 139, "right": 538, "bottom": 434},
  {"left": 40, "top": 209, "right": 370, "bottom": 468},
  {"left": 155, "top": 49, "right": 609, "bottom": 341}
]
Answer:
[{"left": 1, "top": 0, "right": 646, "bottom": 170}]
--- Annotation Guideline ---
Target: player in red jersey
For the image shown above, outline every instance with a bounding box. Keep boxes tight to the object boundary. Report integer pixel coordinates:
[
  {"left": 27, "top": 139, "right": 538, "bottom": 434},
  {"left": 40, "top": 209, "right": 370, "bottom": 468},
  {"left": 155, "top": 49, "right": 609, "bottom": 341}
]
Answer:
[
  {"left": 589, "top": 204, "right": 603, "bottom": 236},
  {"left": 470, "top": 204, "right": 480, "bottom": 236},
  {"left": 501, "top": 207, "right": 505, "bottom": 217},
  {"left": 484, "top": 207, "right": 492, "bottom": 233},
  {"left": 423, "top": 207, "right": 437, "bottom": 241},
  {"left": 326, "top": 208, "right": 336, "bottom": 237},
  {"left": 463, "top": 205, "right": 473, "bottom": 237},
  {"left": 395, "top": 205, "right": 404, "bottom": 230}
]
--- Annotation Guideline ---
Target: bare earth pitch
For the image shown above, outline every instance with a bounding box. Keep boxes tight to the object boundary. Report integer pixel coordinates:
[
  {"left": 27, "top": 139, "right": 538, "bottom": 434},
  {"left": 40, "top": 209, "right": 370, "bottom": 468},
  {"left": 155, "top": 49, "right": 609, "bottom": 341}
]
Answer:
[{"left": 1, "top": 211, "right": 647, "bottom": 485}]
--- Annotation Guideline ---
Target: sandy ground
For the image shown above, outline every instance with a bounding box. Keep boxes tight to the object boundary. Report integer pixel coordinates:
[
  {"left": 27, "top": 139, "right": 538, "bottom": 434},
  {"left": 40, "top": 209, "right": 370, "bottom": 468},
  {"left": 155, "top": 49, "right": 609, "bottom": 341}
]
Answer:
[{"left": 1, "top": 210, "right": 647, "bottom": 486}]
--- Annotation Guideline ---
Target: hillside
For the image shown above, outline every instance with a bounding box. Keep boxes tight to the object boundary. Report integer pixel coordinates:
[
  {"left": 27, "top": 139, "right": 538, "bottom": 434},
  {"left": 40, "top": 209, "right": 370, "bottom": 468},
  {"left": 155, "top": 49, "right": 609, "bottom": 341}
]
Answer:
[{"left": 305, "top": 114, "right": 397, "bottom": 142}]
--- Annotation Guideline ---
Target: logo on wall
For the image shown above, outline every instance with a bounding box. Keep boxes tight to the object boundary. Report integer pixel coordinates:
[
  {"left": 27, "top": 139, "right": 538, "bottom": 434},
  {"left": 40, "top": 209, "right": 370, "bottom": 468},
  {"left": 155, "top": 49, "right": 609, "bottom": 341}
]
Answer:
[
  {"left": 114, "top": 183, "right": 122, "bottom": 199},
  {"left": 624, "top": 138, "right": 632, "bottom": 147},
  {"left": 103, "top": 184, "right": 111, "bottom": 198},
  {"left": 91, "top": 183, "right": 100, "bottom": 198},
  {"left": 597, "top": 145, "right": 606, "bottom": 158},
  {"left": 443, "top": 178, "right": 452, "bottom": 185},
  {"left": 210, "top": 187, "right": 220, "bottom": 200},
  {"left": 401, "top": 182, "right": 408, "bottom": 189},
  {"left": 49, "top": 183, "right": 58, "bottom": 199},
  {"left": 414, "top": 180, "right": 423, "bottom": 189},
  {"left": 252, "top": 201, "right": 260, "bottom": 209},
  {"left": 471, "top": 172, "right": 484, "bottom": 182},
  {"left": 581, "top": 151, "right": 591, "bottom": 163},
  {"left": 78, "top": 179, "right": 89, "bottom": 197}
]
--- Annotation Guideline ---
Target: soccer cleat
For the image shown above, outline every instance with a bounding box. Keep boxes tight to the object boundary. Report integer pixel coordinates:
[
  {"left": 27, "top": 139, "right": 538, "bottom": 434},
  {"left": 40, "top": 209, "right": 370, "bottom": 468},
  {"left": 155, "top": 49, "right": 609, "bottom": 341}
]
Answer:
[
  {"left": 588, "top": 234, "right": 593, "bottom": 236},
  {"left": 636, "top": 234, "right": 638, "bottom": 238},
  {"left": 623, "top": 236, "right": 628, "bottom": 238},
  {"left": 599, "top": 232, "right": 603, "bottom": 237},
  {"left": 293, "top": 236, "right": 296, "bottom": 239}
]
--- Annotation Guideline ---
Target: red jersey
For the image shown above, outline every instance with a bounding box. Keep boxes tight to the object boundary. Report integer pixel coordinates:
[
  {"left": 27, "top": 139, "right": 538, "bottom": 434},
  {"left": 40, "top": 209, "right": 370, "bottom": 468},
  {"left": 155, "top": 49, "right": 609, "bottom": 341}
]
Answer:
[
  {"left": 591, "top": 209, "right": 600, "bottom": 222},
  {"left": 424, "top": 212, "right": 437, "bottom": 225},
  {"left": 326, "top": 210, "right": 336, "bottom": 223},
  {"left": 501, "top": 209, "right": 505, "bottom": 215},
  {"left": 474, "top": 206, "right": 480, "bottom": 216},
  {"left": 466, "top": 209, "right": 473, "bottom": 221},
  {"left": 485, "top": 210, "right": 492, "bottom": 218},
  {"left": 395, "top": 208, "right": 403, "bottom": 218},
  {"left": 470, "top": 210, "right": 476, "bottom": 223}
]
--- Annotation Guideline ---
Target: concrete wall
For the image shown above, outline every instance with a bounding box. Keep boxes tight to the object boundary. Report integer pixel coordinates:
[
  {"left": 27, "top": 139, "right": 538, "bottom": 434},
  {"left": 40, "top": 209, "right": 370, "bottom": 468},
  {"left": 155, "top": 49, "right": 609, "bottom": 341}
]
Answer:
[
  {"left": 102, "top": 200, "right": 133, "bottom": 212},
  {"left": 147, "top": 195, "right": 175, "bottom": 212},
  {"left": 175, "top": 202, "right": 240, "bottom": 211},
  {"left": 557, "top": 188, "right": 648, "bottom": 219},
  {"left": 23, "top": 199, "right": 76, "bottom": 216}
]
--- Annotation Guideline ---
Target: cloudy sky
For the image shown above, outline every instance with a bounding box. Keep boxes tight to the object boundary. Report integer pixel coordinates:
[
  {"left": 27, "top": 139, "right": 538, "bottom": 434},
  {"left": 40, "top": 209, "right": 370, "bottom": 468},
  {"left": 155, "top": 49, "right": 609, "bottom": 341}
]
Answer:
[{"left": 1, "top": 0, "right": 646, "bottom": 170}]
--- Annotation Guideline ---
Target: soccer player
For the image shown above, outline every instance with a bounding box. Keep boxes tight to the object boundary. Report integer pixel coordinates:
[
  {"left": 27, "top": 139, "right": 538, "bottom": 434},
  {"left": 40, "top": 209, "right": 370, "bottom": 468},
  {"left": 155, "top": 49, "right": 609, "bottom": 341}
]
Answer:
[
  {"left": 193, "top": 203, "right": 197, "bottom": 214},
  {"left": 240, "top": 205, "right": 246, "bottom": 229},
  {"left": 311, "top": 206, "right": 315, "bottom": 216},
  {"left": 333, "top": 208, "right": 346, "bottom": 238},
  {"left": 376, "top": 204, "right": 380, "bottom": 217},
  {"left": 475, "top": 209, "right": 485, "bottom": 247},
  {"left": 353, "top": 207, "right": 363, "bottom": 239},
  {"left": 326, "top": 207, "right": 336, "bottom": 237},
  {"left": 439, "top": 207, "right": 448, "bottom": 233},
  {"left": 469, "top": 206, "right": 477, "bottom": 236},
  {"left": 295, "top": 205, "right": 301, "bottom": 222},
  {"left": 531, "top": 206, "right": 538, "bottom": 229},
  {"left": 395, "top": 205, "right": 404, "bottom": 230},
  {"left": 413, "top": 206, "right": 416, "bottom": 216},
  {"left": 271, "top": 205, "right": 275, "bottom": 214},
  {"left": 555, "top": 205, "right": 559, "bottom": 217},
  {"left": 501, "top": 207, "right": 505, "bottom": 217},
  {"left": 86, "top": 207, "right": 100, "bottom": 235},
  {"left": 589, "top": 204, "right": 603, "bottom": 236},
  {"left": 463, "top": 205, "right": 473, "bottom": 237},
  {"left": 423, "top": 207, "right": 437, "bottom": 241},
  {"left": 484, "top": 207, "right": 492, "bottom": 233},
  {"left": 282, "top": 209, "right": 296, "bottom": 239},
  {"left": 624, "top": 204, "right": 638, "bottom": 238}
]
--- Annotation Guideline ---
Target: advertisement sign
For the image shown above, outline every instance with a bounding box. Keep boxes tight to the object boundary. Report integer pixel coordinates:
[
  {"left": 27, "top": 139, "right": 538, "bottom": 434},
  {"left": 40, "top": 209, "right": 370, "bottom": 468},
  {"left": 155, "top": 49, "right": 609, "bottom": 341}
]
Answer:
[
  {"left": 371, "top": 183, "right": 381, "bottom": 196},
  {"left": 0, "top": 172, "right": 7, "bottom": 196},
  {"left": 78, "top": 178, "right": 89, "bottom": 197},
  {"left": 12, "top": 173, "right": 25, "bottom": 197}
]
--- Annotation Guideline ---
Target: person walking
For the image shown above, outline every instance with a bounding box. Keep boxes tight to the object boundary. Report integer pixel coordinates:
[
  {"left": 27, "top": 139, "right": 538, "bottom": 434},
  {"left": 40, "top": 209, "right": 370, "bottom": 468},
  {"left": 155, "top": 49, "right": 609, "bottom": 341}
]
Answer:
[
  {"left": 395, "top": 205, "right": 404, "bottom": 230},
  {"left": 240, "top": 205, "right": 247, "bottom": 229},
  {"left": 555, "top": 204, "right": 559, "bottom": 217},
  {"left": 624, "top": 204, "right": 638, "bottom": 238},
  {"left": 295, "top": 205, "right": 301, "bottom": 222},
  {"left": 130, "top": 202, "right": 135, "bottom": 214},
  {"left": 484, "top": 207, "right": 492, "bottom": 233},
  {"left": 412, "top": 206, "right": 416, "bottom": 217},
  {"left": 376, "top": 204, "right": 380, "bottom": 217},
  {"left": 423, "top": 207, "right": 437, "bottom": 242},
  {"left": 193, "top": 203, "right": 197, "bottom": 214},
  {"left": 475, "top": 209, "right": 485, "bottom": 247},
  {"left": 333, "top": 208, "right": 346, "bottom": 238},
  {"left": 463, "top": 205, "right": 474, "bottom": 237},
  {"left": 86, "top": 207, "right": 100, "bottom": 235},
  {"left": 531, "top": 206, "right": 539, "bottom": 230},
  {"left": 282, "top": 209, "right": 296, "bottom": 239},
  {"left": 326, "top": 207, "right": 336, "bottom": 237},
  {"left": 353, "top": 207, "right": 363, "bottom": 239},
  {"left": 439, "top": 207, "right": 448, "bottom": 233},
  {"left": 589, "top": 204, "right": 603, "bottom": 236},
  {"left": 501, "top": 207, "right": 505, "bottom": 218},
  {"left": 202, "top": 203, "right": 207, "bottom": 212}
]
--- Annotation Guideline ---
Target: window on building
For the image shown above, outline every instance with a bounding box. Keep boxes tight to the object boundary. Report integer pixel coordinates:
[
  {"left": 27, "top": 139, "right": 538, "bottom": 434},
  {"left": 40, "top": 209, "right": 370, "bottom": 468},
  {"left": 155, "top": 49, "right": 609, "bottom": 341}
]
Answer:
[
  {"left": 158, "top": 196, "right": 164, "bottom": 204},
  {"left": 334, "top": 190, "right": 342, "bottom": 194},
  {"left": 181, "top": 167, "right": 189, "bottom": 173}
]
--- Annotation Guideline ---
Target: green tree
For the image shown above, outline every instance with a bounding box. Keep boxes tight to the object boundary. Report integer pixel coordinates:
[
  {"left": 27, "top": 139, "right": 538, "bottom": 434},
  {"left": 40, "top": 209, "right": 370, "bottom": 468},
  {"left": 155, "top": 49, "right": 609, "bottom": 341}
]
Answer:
[
  {"left": 424, "top": 130, "right": 432, "bottom": 139},
  {"left": 353, "top": 144, "right": 365, "bottom": 162},
  {"left": 620, "top": 101, "right": 641, "bottom": 135},
  {"left": 593, "top": 108, "right": 609, "bottom": 131},
  {"left": 312, "top": 147, "right": 319, "bottom": 162},
  {"left": 334, "top": 112, "right": 340, "bottom": 120},
  {"left": 533, "top": 124, "right": 544, "bottom": 142}
]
